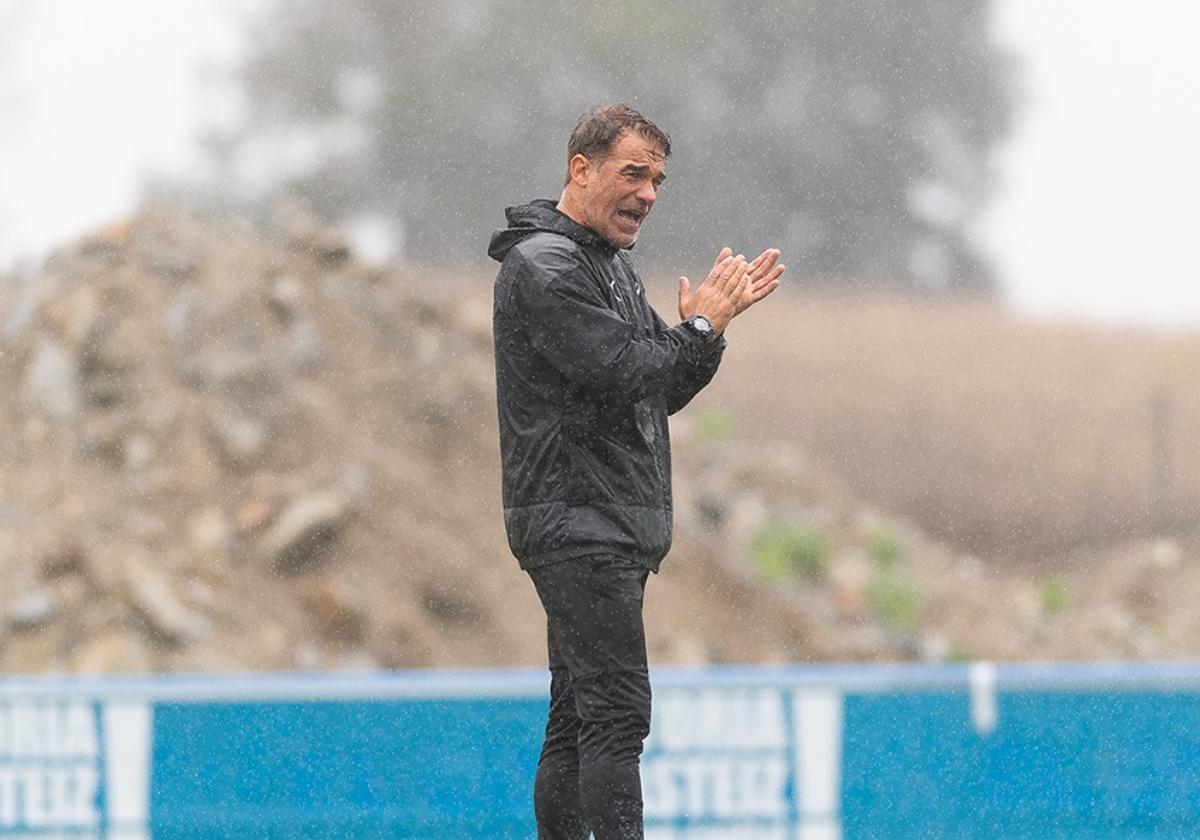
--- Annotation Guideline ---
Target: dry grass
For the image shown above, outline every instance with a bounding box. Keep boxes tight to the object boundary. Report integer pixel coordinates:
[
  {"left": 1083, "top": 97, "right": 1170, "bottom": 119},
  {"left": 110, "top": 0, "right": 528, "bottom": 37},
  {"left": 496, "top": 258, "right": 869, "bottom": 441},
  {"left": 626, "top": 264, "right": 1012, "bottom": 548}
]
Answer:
[{"left": 647, "top": 285, "right": 1200, "bottom": 562}]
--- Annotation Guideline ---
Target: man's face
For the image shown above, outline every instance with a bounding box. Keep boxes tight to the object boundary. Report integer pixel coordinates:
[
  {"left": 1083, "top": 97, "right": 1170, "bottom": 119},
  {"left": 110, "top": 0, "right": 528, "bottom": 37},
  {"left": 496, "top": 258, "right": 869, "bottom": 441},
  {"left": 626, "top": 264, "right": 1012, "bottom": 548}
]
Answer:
[{"left": 574, "top": 130, "right": 667, "bottom": 249}]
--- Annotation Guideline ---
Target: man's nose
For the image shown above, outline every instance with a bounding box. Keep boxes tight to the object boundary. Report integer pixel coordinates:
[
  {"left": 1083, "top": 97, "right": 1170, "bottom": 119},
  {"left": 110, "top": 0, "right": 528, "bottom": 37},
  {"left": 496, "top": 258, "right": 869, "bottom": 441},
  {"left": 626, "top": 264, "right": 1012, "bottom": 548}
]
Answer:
[{"left": 635, "top": 182, "right": 657, "bottom": 207}]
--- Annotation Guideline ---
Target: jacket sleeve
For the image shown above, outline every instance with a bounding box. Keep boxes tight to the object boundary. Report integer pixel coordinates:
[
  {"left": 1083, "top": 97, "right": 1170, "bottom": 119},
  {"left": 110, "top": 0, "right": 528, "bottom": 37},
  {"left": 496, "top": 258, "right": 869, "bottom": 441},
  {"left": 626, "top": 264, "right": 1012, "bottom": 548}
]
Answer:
[
  {"left": 511, "top": 248, "right": 713, "bottom": 405},
  {"left": 652, "top": 308, "right": 726, "bottom": 415}
]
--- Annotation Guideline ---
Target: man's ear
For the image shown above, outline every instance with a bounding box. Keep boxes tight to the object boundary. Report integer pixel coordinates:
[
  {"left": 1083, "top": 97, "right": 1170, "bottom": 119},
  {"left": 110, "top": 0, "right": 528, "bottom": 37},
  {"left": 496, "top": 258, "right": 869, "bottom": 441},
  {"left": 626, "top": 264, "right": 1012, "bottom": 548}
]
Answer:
[{"left": 567, "top": 154, "right": 592, "bottom": 188}]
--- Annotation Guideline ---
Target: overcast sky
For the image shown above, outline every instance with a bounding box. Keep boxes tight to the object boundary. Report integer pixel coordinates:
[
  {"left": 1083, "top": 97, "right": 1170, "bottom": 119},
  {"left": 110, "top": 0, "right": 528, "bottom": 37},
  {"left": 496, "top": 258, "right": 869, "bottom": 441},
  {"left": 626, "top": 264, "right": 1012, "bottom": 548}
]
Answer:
[
  {"left": 3, "top": 0, "right": 1198, "bottom": 330},
  {"left": 979, "top": 0, "right": 1200, "bottom": 329}
]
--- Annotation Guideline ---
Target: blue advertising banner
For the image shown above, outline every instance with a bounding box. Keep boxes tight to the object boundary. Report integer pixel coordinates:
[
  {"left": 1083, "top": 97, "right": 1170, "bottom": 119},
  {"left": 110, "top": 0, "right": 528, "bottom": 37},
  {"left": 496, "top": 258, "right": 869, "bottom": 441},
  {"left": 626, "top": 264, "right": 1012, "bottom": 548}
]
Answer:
[{"left": 3, "top": 663, "right": 1200, "bottom": 838}]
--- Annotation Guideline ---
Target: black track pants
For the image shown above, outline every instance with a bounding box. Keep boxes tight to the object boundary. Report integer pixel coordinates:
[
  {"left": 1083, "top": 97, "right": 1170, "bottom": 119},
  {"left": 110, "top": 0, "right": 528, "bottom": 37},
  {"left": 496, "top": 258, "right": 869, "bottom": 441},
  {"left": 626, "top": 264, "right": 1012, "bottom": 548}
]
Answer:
[{"left": 527, "top": 554, "right": 652, "bottom": 840}]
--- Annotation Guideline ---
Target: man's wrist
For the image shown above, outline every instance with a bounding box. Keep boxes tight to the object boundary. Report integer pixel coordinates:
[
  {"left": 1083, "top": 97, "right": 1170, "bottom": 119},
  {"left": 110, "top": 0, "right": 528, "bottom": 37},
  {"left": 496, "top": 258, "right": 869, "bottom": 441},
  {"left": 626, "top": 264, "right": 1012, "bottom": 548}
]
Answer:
[{"left": 681, "top": 314, "right": 717, "bottom": 343}]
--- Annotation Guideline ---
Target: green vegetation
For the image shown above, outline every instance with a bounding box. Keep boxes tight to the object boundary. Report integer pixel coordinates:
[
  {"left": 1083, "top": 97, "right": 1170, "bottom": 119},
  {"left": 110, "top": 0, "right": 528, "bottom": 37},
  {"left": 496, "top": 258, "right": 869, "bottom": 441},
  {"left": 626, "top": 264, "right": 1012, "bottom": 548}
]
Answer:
[
  {"left": 945, "top": 644, "right": 974, "bottom": 663},
  {"left": 867, "top": 526, "right": 904, "bottom": 570},
  {"left": 751, "top": 521, "right": 829, "bottom": 582},
  {"left": 695, "top": 409, "right": 734, "bottom": 443},
  {"left": 1040, "top": 577, "right": 1069, "bottom": 614},
  {"left": 862, "top": 524, "right": 921, "bottom": 633},
  {"left": 868, "top": 570, "right": 921, "bottom": 633}
]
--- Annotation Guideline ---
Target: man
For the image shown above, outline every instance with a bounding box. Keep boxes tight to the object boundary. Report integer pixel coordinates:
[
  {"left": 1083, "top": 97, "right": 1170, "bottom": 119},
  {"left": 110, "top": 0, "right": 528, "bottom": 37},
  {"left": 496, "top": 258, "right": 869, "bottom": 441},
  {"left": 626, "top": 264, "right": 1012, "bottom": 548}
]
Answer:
[{"left": 488, "top": 104, "right": 783, "bottom": 839}]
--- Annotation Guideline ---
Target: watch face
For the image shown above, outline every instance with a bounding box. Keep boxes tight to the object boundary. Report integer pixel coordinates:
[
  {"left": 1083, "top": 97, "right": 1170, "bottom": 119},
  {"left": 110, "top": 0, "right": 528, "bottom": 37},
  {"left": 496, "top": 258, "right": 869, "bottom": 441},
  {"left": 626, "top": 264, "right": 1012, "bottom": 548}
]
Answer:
[{"left": 693, "top": 316, "right": 712, "bottom": 334}]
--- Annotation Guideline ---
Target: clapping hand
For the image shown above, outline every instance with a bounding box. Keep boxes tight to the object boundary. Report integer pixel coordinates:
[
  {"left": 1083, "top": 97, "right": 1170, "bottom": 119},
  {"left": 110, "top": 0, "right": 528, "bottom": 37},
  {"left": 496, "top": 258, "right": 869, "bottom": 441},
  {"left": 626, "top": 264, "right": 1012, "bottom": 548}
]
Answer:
[
  {"left": 679, "top": 246, "right": 785, "bottom": 326},
  {"left": 735, "top": 248, "right": 784, "bottom": 315},
  {"left": 677, "top": 250, "right": 751, "bottom": 335}
]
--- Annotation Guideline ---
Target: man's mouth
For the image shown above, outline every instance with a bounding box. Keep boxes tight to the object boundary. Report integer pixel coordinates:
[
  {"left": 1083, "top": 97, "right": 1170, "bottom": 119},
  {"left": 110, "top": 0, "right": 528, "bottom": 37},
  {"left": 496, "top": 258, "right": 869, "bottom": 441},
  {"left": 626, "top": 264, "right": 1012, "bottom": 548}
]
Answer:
[{"left": 617, "top": 208, "right": 645, "bottom": 226}]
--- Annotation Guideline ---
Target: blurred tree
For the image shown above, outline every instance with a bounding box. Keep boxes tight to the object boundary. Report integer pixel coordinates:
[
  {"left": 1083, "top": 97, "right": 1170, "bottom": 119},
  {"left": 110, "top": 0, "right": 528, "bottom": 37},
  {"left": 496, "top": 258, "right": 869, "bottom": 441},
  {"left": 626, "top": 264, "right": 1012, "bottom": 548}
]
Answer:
[{"left": 206, "top": 0, "right": 1011, "bottom": 291}]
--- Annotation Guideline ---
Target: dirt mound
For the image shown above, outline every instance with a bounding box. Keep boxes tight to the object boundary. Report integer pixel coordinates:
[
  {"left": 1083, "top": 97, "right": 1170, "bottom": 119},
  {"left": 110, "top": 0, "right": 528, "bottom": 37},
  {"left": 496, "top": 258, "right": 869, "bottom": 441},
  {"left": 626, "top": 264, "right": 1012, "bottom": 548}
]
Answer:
[{"left": 1, "top": 209, "right": 1193, "bottom": 674}]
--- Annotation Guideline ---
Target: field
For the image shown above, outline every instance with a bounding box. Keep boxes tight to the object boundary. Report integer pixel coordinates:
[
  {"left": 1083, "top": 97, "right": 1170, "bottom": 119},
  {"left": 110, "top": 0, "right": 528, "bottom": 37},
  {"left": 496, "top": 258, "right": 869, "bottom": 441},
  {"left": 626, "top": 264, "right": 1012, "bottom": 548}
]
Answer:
[{"left": 650, "top": 284, "right": 1200, "bottom": 562}]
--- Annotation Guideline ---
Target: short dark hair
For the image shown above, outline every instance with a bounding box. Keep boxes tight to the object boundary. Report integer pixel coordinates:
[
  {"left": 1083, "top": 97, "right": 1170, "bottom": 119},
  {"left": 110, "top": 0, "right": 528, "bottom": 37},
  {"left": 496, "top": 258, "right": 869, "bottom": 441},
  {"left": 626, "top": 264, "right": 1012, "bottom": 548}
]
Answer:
[{"left": 564, "top": 104, "right": 671, "bottom": 186}]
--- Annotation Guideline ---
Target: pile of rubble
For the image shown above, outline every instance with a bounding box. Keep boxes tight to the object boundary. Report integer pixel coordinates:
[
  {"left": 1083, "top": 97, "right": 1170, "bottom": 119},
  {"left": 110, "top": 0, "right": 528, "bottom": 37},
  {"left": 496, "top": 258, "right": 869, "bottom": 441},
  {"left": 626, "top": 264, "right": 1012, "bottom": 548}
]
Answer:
[
  {"left": 1, "top": 208, "right": 1194, "bottom": 675},
  {"left": 1, "top": 207, "right": 517, "bottom": 673}
]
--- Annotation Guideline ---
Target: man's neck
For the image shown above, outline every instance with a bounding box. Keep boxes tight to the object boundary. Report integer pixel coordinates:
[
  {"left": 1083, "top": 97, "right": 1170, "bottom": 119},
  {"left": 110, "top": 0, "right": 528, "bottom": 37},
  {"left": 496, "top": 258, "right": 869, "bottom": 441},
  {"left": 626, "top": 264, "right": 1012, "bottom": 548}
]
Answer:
[{"left": 556, "top": 191, "right": 588, "bottom": 230}]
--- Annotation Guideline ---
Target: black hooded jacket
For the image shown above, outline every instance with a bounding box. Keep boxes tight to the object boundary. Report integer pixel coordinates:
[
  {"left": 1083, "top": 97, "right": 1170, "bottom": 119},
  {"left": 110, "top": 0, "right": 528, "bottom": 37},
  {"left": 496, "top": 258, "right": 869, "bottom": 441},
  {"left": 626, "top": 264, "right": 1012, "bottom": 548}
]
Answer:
[{"left": 489, "top": 199, "right": 725, "bottom": 570}]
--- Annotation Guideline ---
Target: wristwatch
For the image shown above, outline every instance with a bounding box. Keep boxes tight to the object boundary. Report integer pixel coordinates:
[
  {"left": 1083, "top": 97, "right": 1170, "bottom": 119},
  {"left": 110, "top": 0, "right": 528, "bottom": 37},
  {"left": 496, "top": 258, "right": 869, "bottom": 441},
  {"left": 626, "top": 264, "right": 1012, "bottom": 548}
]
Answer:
[{"left": 682, "top": 315, "right": 715, "bottom": 342}]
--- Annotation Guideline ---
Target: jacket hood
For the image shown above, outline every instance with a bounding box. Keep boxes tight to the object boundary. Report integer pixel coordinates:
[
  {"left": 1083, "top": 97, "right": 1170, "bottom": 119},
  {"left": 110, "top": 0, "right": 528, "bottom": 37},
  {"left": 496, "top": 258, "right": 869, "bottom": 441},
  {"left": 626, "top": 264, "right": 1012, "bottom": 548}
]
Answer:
[{"left": 488, "top": 199, "right": 619, "bottom": 262}]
